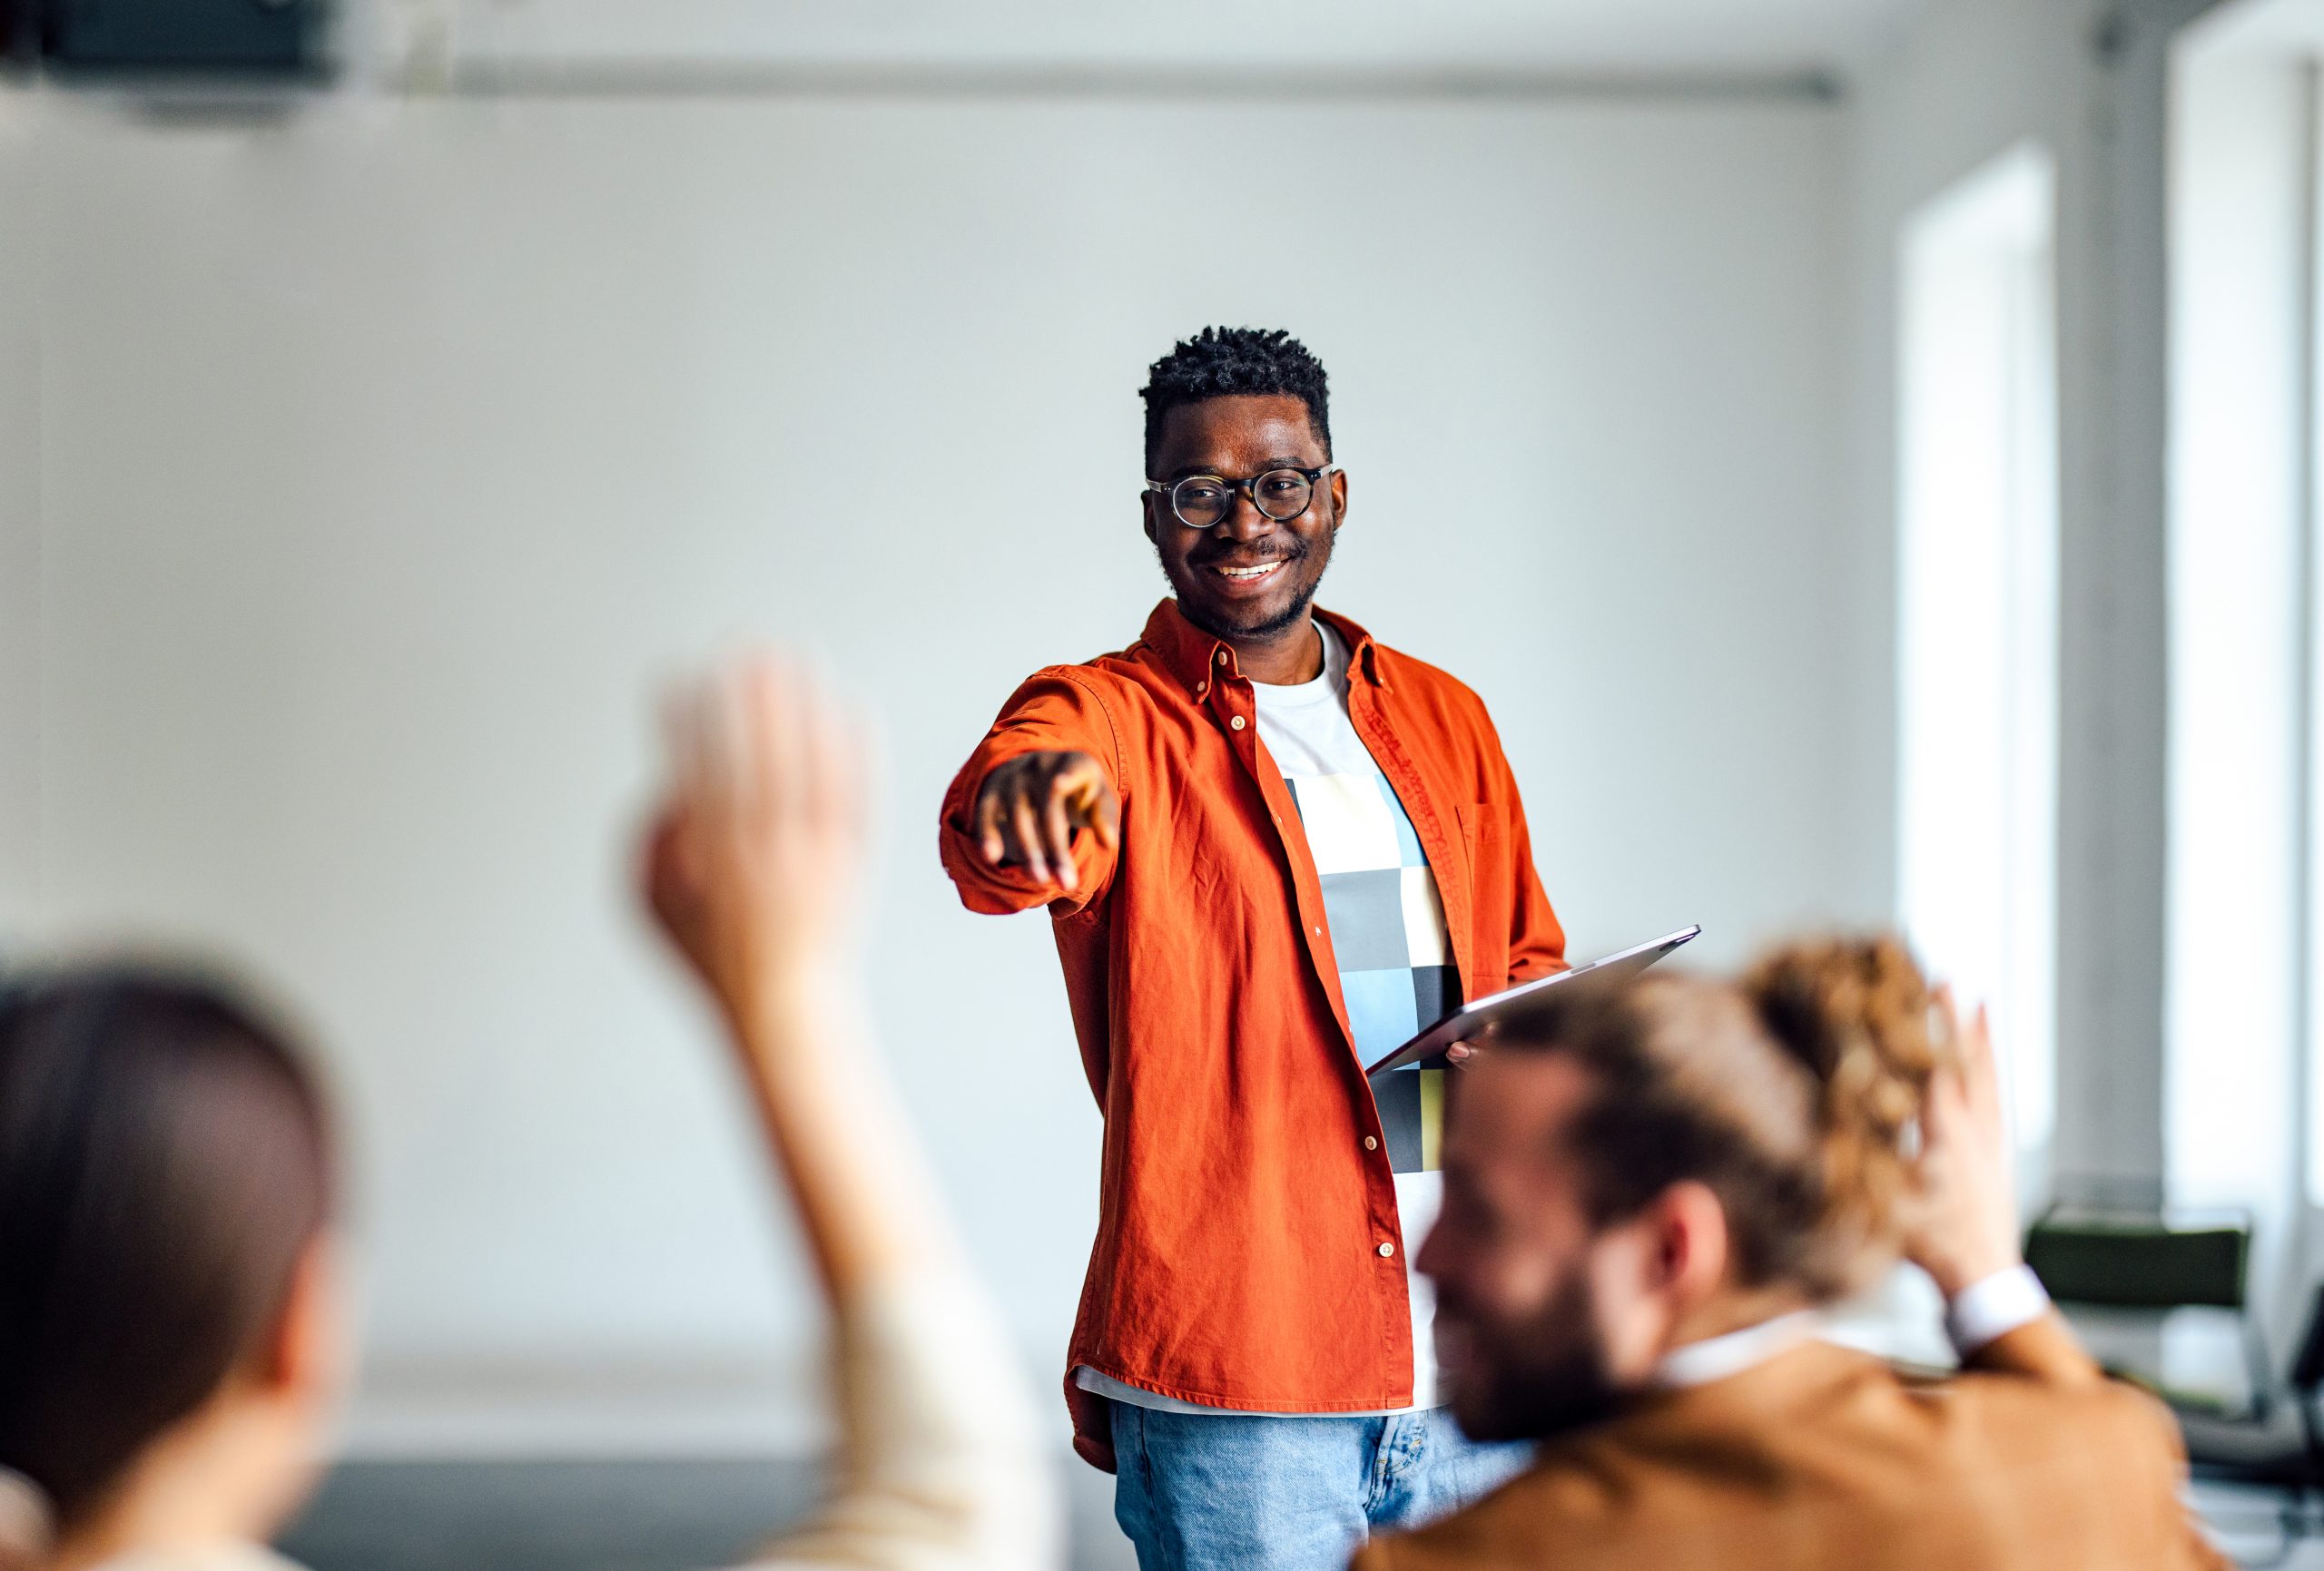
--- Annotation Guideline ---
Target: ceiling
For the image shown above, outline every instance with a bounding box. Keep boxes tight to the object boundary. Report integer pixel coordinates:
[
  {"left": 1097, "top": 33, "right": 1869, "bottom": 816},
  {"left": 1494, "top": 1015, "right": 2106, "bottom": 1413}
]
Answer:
[
  {"left": 378, "top": 0, "right": 1927, "bottom": 92},
  {"left": 2181, "top": 0, "right": 2324, "bottom": 55}
]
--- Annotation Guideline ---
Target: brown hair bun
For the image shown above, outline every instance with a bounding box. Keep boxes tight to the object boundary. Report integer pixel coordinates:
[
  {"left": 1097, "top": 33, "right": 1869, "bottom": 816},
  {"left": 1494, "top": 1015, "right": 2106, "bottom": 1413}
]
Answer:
[{"left": 1743, "top": 935, "right": 1941, "bottom": 1264}]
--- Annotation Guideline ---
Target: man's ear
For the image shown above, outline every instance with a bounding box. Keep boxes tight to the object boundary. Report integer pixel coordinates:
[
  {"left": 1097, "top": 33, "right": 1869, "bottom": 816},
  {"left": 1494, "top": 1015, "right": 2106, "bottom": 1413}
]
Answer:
[
  {"left": 254, "top": 1233, "right": 349, "bottom": 1403},
  {"left": 1649, "top": 1181, "right": 1733, "bottom": 1307},
  {"left": 1327, "top": 466, "right": 1348, "bottom": 530},
  {"left": 1142, "top": 495, "right": 1159, "bottom": 546}
]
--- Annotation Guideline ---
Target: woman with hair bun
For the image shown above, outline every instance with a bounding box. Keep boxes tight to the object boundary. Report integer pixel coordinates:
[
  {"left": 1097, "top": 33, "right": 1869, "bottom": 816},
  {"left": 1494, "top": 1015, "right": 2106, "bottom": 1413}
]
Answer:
[
  {"left": 1352, "top": 936, "right": 2230, "bottom": 1571},
  {"left": 0, "top": 656, "right": 1057, "bottom": 1571}
]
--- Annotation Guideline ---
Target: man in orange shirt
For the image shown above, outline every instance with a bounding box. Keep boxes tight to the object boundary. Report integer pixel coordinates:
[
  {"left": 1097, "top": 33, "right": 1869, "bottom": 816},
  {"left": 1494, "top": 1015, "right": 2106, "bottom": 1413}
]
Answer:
[{"left": 939, "top": 328, "right": 1568, "bottom": 1571}]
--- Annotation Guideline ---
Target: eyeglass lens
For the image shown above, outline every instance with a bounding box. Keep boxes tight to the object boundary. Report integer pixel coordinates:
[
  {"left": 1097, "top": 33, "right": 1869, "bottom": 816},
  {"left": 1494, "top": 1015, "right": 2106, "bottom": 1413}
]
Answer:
[{"left": 1169, "top": 470, "right": 1315, "bottom": 529}]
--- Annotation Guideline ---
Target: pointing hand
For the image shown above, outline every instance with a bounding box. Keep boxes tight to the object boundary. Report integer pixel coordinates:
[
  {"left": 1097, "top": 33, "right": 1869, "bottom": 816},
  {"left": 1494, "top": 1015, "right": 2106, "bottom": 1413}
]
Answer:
[{"left": 972, "top": 750, "right": 1120, "bottom": 893}]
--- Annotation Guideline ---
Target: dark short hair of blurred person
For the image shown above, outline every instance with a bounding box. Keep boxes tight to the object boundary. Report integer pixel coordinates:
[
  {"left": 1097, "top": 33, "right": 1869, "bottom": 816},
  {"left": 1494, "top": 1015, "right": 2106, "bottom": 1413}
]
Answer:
[
  {"left": 0, "top": 967, "right": 344, "bottom": 1570},
  {"left": 1352, "top": 937, "right": 2231, "bottom": 1571}
]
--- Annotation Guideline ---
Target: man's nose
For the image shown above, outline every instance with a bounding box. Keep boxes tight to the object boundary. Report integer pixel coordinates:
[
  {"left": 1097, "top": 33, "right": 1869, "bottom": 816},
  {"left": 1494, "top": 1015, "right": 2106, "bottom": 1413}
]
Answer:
[{"left": 1216, "top": 490, "right": 1275, "bottom": 541}]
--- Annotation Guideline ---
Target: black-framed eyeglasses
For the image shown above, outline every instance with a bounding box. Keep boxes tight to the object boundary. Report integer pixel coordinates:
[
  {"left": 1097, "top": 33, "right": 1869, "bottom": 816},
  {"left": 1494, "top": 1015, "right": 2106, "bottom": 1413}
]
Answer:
[{"left": 1144, "top": 465, "right": 1340, "bottom": 530}]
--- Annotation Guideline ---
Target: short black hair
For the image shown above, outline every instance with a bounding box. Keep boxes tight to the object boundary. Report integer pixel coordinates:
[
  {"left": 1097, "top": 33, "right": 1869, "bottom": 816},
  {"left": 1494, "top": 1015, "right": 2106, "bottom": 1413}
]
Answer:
[{"left": 1140, "top": 327, "right": 1331, "bottom": 472}]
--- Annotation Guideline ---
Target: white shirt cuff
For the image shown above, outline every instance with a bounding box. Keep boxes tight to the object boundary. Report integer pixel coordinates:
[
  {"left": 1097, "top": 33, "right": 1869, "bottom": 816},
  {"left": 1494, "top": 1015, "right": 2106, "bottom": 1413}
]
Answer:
[{"left": 1944, "top": 1263, "right": 2051, "bottom": 1357}]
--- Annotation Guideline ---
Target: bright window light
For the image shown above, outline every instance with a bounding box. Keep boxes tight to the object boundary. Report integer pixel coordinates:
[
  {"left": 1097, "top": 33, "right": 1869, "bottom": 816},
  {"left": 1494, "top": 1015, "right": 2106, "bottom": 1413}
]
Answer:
[
  {"left": 1896, "top": 142, "right": 2060, "bottom": 1163},
  {"left": 2163, "top": 46, "right": 2309, "bottom": 1220}
]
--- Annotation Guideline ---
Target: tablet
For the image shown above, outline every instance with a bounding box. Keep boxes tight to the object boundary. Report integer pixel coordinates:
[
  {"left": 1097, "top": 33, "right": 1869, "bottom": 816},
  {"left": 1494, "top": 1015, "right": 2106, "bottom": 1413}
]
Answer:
[{"left": 1363, "top": 926, "right": 1701, "bottom": 1075}]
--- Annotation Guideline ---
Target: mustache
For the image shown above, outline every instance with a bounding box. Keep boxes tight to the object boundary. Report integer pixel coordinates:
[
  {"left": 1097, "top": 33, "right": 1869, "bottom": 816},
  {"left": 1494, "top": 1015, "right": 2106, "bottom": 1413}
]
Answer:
[{"left": 1190, "top": 538, "right": 1309, "bottom": 569}]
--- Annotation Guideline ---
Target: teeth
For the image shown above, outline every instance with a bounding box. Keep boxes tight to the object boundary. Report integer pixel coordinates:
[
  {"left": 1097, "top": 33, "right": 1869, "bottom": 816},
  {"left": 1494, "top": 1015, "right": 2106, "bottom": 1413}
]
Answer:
[{"left": 1217, "top": 563, "right": 1281, "bottom": 579}]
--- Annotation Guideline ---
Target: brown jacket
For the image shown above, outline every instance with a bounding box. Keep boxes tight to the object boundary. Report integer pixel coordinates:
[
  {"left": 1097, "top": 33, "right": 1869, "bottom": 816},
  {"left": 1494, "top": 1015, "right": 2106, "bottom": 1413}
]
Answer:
[{"left": 1353, "top": 1315, "right": 2229, "bottom": 1571}]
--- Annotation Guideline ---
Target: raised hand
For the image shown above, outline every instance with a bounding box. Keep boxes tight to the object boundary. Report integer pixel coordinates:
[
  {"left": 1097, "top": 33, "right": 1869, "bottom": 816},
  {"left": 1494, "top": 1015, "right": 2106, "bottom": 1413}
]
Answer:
[
  {"left": 972, "top": 749, "right": 1120, "bottom": 893},
  {"left": 1899, "top": 990, "right": 2022, "bottom": 1298},
  {"left": 642, "top": 653, "right": 868, "bottom": 1028}
]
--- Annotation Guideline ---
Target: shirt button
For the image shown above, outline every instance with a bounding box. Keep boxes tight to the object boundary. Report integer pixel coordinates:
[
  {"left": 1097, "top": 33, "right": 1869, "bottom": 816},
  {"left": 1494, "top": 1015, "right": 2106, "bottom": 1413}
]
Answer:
[
  {"left": 1313, "top": 926, "right": 1323, "bottom": 937},
  {"left": 1217, "top": 650, "right": 1230, "bottom": 665},
  {"left": 1230, "top": 715, "right": 1246, "bottom": 731},
  {"left": 1377, "top": 1242, "right": 1396, "bottom": 1259},
  {"left": 1364, "top": 1135, "right": 1379, "bottom": 1151}
]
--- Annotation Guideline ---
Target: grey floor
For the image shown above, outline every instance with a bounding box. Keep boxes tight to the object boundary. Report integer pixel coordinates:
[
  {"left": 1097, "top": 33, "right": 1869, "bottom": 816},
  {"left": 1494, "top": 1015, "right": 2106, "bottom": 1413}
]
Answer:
[
  {"left": 277, "top": 1454, "right": 1137, "bottom": 1571},
  {"left": 276, "top": 1459, "right": 2319, "bottom": 1570},
  {"left": 2191, "top": 1482, "right": 2324, "bottom": 1569}
]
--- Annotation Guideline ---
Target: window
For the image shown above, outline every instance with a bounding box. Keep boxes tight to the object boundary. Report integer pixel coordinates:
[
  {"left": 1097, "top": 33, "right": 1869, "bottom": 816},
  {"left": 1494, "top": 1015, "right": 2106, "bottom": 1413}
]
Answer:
[
  {"left": 2164, "top": 31, "right": 2313, "bottom": 1258},
  {"left": 2159, "top": 20, "right": 2318, "bottom": 1396},
  {"left": 1896, "top": 142, "right": 2060, "bottom": 1168}
]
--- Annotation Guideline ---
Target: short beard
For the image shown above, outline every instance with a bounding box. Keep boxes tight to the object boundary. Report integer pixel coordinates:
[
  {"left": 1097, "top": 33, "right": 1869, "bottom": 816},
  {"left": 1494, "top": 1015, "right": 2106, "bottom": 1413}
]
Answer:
[
  {"left": 1447, "top": 1268, "right": 1626, "bottom": 1443},
  {"left": 1158, "top": 531, "right": 1329, "bottom": 644}
]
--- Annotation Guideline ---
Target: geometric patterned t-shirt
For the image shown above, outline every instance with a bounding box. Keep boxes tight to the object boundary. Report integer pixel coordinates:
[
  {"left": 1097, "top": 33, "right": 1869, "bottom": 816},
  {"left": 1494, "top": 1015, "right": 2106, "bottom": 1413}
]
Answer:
[{"left": 1252, "top": 621, "right": 1459, "bottom": 1411}]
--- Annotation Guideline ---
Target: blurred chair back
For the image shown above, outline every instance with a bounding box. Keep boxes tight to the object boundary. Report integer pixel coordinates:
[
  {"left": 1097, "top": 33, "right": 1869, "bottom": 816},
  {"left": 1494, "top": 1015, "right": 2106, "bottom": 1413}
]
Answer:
[
  {"left": 2178, "top": 1281, "right": 2324, "bottom": 1556},
  {"left": 2289, "top": 1281, "right": 2324, "bottom": 1438},
  {"left": 2024, "top": 1214, "right": 2248, "bottom": 1309},
  {"left": 2024, "top": 1206, "right": 2266, "bottom": 1417}
]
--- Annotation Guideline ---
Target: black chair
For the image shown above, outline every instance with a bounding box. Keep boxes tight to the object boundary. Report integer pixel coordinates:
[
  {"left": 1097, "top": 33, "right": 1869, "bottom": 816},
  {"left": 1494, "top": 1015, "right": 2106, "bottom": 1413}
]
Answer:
[
  {"left": 2178, "top": 1282, "right": 2324, "bottom": 1564},
  {"left": 2024, "top": 1207, "right": 2270, "bottom": 1418}
]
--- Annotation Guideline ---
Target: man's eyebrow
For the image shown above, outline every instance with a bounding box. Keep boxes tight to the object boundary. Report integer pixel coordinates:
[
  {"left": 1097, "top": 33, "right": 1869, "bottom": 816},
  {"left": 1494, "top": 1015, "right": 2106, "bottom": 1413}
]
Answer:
[{"left": 1160, "top": 457, "right": 1315, "bottom": 480}]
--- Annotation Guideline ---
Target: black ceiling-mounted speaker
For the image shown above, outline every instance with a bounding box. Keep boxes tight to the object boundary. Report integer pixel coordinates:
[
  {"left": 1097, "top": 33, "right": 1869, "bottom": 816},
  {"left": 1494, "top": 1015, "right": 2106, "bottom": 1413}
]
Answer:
[
  {"left": 1, "top": 0, "right": 36, "bottom": 65},
  {"left": 36, "top": 0, "right": 330, "bottom": 75}
]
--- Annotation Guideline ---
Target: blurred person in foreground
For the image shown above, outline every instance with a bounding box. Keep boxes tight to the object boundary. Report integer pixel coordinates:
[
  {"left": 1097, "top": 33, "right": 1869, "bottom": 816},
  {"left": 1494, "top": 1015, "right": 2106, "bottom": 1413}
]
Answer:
[
  {"left": 1352, "top": 937, "right": 2227, "bottom": 1571},
  {"left": 0, "top": 656, "right": 1058, "bottom": 1571},
  {"left": 940, "top": 326, "right": 1565, "bottom": 1570}
]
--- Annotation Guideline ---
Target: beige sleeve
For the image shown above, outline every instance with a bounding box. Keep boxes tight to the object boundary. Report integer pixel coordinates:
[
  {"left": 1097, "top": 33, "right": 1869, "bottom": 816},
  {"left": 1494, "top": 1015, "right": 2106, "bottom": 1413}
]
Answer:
[
  {"left": 2142, "top": 1395, "right": 2238, "bottom": 1571},
  {"left": 724, "top": 1272, "right": 1061, "bottom": 1571}
]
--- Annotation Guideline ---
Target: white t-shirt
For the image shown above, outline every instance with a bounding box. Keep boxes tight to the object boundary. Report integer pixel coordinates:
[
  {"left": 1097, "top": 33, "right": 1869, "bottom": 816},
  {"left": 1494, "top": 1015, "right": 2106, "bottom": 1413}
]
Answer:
[{"left": 1078, "top": 623, "right": 1457, "bottom": 1417}]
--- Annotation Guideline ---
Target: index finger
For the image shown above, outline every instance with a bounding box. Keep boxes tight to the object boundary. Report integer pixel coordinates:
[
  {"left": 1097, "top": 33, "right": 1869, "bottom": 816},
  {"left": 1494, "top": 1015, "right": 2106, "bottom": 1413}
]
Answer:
[
  {"left": 974, "top": 781, "right": 1008, "bottom": 863},
  {"left": 1963, "top": 1001, "right": 2002, "bottom": 1127},
  {"left": 1042, "top": 772, "right": 1079, "bottom": 893},
  {"left": 1009, "top": 790, "right": 1052, "bottom": 887},
  {"left": 1935, "top": 986, "right": 1991, "bottom": 1085},
  {"left": 1065, "top": 760, "right": 1121, "bottom": 853}
]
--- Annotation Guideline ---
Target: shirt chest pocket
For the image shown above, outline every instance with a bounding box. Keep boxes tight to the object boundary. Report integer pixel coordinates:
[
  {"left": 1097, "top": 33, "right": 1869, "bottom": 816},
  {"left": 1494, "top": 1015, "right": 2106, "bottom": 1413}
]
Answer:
[{"left": 1456, "top": 800, "right": 1513, "bottom": 993}]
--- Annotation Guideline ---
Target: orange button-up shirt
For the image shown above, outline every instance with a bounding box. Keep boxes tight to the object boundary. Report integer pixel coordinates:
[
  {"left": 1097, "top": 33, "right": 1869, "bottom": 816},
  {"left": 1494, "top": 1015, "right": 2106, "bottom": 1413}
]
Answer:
[{"left": 940, "top": 600, "right": 1566, "bottom": 1470}]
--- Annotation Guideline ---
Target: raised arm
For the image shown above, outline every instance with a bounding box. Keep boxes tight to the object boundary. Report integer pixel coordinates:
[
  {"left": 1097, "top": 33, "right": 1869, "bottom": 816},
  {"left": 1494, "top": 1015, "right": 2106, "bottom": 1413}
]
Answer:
[
  {"left": 642, "top": 655, "right": 1059, "bottom": 1571},
  {"left": 1904, "top": 993, "right": 2232, "bottom": 1569},
  {"left": 1900, "top": 991, "right": 2101, "bottom": 1382},
  {"left": 938, "top": 670, "right": 1123, "bottom": 914}
]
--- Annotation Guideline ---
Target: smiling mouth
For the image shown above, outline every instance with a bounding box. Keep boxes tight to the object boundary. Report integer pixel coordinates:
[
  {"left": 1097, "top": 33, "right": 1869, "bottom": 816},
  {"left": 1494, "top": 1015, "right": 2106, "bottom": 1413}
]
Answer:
[{"left": 1210, "top": 560, "right": 1285, "bottom": 583}]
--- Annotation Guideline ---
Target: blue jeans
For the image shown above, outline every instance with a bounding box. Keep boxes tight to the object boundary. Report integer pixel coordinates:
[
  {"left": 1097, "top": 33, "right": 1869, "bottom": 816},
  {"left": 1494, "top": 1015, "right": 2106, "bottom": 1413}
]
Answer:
[{"left": 1109, "top": 1402, "right": 1532, "bottom": 1571}]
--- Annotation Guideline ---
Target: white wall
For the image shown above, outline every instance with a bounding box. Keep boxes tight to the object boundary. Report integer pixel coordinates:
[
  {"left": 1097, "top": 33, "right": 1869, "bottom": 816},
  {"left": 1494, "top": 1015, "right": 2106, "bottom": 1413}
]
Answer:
[
  {"left": 0, "top": 90, "right": 37, "bottom": 938},
  {"left": 10, "top": 86, "right": 1859, "bottom": 1448},
  {"left": 1844, "top": 0, "right": 2095, "bottom": 1192},
  {"left": 1844, "top": 0, "right": 2226, "bottom": 1206}
]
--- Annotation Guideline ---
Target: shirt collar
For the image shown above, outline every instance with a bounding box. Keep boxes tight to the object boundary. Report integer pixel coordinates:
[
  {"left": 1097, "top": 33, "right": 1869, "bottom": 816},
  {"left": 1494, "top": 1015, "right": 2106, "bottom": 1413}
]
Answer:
[
  {"left": 1137, "top": 598, "right": 1387, "bottom": 697},
  {"left": 1649, "top": 1310, "right": 1823, "bottom": 1391}
]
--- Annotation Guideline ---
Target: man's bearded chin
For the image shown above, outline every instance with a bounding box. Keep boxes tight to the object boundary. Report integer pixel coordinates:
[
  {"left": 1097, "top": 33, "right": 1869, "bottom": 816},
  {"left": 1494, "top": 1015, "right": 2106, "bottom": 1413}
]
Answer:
[
  {"left": 1443, "top": 1272, "right": 1627, "bottom": 1442},
  {"left": 1159, "top": 535, "right": 1329, "bottom": 643}
]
